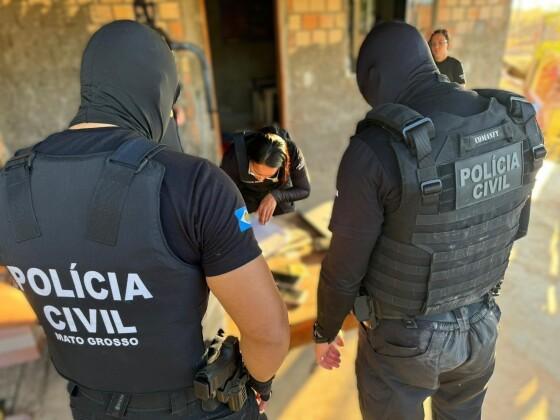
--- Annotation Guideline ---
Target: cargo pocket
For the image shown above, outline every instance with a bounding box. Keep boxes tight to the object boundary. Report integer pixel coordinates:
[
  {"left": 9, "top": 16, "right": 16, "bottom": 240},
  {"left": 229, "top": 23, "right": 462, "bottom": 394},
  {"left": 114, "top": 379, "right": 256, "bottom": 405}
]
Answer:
[
  {"left": 370, "top": 321, "right": 435, "bottom": 359},
  {"left": 366, "top": 321, "right": 442, "bottom": 389}
]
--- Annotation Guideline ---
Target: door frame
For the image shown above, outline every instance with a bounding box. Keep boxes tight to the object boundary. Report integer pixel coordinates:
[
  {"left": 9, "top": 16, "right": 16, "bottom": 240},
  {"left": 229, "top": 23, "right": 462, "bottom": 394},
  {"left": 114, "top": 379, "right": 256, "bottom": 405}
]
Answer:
[{"left": 199, "top": 0, "right": 289, "bottom": 151}]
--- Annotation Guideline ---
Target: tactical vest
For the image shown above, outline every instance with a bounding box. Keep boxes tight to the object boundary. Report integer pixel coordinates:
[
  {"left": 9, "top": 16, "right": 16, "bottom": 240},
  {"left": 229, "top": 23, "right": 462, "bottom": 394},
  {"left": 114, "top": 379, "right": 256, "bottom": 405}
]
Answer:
[
  {"left": 233, "top": 133, "right": 294, "bottom": 214},
  {"left": 358, "top": 90, "right": 545, "bottom": 316},
  {"left": 0, "top": 138, "right": 207, "bottom": 393}
]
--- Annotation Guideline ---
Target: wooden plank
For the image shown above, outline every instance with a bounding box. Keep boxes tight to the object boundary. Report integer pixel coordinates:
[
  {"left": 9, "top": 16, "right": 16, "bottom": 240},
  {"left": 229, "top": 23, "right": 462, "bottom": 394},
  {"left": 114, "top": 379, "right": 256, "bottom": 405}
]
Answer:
[
  {"left": 0, "top": 327, "right": 40, "bottom": 369},
  {"left": 274, "top": 0, "right": 288, "bottom": 128},
  {"left": 252, "top": 213, "right": 315, "bottom": 258},
  {"left": 196, "top": 0, "right": 223, "bottom": 159}
]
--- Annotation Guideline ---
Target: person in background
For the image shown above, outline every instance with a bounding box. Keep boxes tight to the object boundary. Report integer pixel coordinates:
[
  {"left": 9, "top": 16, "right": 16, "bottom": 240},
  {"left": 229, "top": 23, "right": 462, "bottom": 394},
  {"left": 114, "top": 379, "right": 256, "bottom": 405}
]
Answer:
[
  {"left": 429, "top": 28, "right": 466, "bottom": 85},
  {"left": 220, "top": 126, "right": 310, "bottom": 225}
]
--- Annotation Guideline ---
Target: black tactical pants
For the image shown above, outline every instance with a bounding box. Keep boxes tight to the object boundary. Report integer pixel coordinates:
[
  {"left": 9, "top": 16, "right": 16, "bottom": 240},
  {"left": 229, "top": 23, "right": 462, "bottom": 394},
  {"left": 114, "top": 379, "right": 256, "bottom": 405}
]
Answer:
[
  {"left": 67, "top": 383, "right": 261, "bottom": 420},
  {"left": 356, "top": 301, "right": 501, "bottom": 420}
]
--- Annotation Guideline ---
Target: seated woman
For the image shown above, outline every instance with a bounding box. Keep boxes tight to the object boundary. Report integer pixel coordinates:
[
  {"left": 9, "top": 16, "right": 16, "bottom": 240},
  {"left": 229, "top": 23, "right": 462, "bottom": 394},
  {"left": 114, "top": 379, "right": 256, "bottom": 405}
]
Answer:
[{"left": 220, "top": 126, "right": 310, "bottom": 225}]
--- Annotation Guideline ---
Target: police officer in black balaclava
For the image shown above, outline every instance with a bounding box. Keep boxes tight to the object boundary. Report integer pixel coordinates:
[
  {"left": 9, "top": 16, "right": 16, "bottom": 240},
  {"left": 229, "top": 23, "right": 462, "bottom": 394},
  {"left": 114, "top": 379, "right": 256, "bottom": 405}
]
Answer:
[
  {"left": 313, "top": 22, "right": 545, "bottom": 419},
  {"left": 0, "top": 20, "right": 289, "bottom": 419}
]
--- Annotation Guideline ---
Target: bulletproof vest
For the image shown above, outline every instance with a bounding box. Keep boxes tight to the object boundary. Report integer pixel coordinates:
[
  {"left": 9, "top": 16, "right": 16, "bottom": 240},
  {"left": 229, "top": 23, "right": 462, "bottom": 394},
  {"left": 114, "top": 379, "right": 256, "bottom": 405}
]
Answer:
[
  {"left": 358, "top": 90, "right": 545, "bottom": 316},
  {"left": 233, "top": 133, "right": 294, "bottom": 214},
  {"left": 0, "top": 137, "right": 207, "bottom": 393}
]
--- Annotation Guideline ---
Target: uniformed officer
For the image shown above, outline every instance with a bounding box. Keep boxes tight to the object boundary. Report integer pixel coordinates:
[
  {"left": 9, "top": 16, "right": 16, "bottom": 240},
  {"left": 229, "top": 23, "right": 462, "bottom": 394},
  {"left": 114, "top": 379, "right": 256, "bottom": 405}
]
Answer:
[
  {"left": 313, "top": 22, "right": 545, "bottom": 420},
  {"left": 0, "top": 21, "right": 290, "bottom": 419}
]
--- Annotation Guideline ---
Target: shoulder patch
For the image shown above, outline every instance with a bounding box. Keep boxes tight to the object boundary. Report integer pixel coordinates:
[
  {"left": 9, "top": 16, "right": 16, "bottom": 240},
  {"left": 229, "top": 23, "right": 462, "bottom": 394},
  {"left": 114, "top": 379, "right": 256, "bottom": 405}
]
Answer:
[{"left": 234, "top": 207, "right": 252, "bottom": 232}]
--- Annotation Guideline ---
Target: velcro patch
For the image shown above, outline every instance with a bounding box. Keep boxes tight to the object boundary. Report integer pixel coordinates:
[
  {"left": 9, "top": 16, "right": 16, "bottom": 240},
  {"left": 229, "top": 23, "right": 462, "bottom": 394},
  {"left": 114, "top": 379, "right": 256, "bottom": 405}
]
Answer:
[
  {"left": 460, "top": 124, "right": 511, "bottom": 154},
  {"left": 455, "top": 142, "right": 523, "bottom": 209}
]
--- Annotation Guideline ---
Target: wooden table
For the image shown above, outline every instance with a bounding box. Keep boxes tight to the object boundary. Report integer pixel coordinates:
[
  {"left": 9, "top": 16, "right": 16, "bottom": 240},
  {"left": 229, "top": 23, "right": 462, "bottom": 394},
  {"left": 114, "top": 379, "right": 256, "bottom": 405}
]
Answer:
[
  {"left": 0, "top": 283, "right": 37, "bottom": 327},
  {"left": 266, "top": 253, "right": 358, "bottom": 349}
]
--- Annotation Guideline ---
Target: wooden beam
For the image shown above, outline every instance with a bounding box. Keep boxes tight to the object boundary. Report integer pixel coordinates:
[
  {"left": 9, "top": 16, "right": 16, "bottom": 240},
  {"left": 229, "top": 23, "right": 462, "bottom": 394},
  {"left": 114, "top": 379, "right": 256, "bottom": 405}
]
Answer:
[
  {"left": 274, "top": 0, "right": 289, "bottom": 129},
  {"left": 197, "top": 0, "right": 222, "bottom": 159}
]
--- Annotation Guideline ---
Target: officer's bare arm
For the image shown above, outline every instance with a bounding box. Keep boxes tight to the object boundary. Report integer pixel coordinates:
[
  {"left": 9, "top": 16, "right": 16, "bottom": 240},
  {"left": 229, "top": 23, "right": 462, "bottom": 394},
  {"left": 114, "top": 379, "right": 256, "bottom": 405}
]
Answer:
[{"left": 207, "top": 255, "right": 290, "bottom": 382}]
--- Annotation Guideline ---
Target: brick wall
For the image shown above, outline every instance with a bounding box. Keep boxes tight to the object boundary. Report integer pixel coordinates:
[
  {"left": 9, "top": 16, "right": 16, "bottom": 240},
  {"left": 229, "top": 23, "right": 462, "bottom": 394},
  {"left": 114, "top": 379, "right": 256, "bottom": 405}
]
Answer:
[
  {"left": 280, "top": 0, "right": 369, "bottom": 209},
  {"left": 286, "top": 0, "right": 347, "bottom": 53},
  {"left": 0, "top": 0, "right": 216, "bottom": 162},
  {"left": 408, "top": 0, "right": 513, "bottom": 88}
]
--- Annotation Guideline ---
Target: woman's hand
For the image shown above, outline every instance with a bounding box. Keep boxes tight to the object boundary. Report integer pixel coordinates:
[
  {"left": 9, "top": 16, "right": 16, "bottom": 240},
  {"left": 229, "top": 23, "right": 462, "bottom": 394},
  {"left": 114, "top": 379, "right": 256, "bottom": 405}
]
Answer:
[{"left": 257, "top": 194, "right": 277, "bottom": 224}]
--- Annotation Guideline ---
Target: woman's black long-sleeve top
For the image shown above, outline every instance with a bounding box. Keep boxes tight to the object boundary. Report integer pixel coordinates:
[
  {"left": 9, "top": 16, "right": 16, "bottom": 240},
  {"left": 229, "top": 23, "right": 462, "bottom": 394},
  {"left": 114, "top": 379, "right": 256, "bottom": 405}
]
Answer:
[{"left": 220, "top": 139, "right": 311, "bottom": 214}]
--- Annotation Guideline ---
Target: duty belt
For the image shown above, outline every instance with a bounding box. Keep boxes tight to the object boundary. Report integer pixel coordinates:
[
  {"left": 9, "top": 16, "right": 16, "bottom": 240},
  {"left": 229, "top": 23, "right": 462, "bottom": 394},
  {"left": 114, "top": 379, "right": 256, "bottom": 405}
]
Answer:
[
  {"left": 67, "top": 382, "right": 196, "bottom": 418},
  {"left": 353, "top": 295, "right": 492, "bottom": 330}
]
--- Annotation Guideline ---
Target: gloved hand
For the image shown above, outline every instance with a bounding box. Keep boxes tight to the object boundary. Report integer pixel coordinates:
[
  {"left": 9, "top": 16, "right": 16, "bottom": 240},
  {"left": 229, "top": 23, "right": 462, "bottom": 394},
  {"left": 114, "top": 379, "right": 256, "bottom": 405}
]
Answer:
[{"left": 248, "top": 375, "right": 274, "bottom": 413}]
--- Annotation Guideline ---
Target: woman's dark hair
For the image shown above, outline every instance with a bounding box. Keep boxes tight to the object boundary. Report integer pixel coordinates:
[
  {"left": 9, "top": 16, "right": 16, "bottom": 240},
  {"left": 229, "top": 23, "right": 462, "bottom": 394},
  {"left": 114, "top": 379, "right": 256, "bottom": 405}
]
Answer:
[
  {"left": 246, "top": 130, "right": 290, "bottom": 184},
  {"left": 429, "top": 28, "right": 449, "bottom": 44},
  {"left": 259, "top": 125, "right": 292, "bottom": 142}
]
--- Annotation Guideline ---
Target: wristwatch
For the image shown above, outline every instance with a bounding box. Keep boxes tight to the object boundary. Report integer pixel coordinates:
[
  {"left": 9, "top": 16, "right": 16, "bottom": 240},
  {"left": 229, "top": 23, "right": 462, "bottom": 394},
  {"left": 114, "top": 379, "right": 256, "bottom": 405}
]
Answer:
[{"left": 312, "top": 321, "right": 331, "bottom": 344}]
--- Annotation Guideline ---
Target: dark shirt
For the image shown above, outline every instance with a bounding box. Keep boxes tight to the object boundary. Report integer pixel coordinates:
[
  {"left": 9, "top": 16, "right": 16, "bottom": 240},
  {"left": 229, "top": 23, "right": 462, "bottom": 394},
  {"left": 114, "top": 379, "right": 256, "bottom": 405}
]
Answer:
[
  {"left": 435, "top": 56, "right": 465, "bottom": 84},
  {"left": 220, "top": 139, "right": 310, "bottom": 212},
  {"left": 317, "top": 81, "right": 532, "bottom": 340},
  {"left": 33, "top": 127, "right": 261, "bottom": 277}
]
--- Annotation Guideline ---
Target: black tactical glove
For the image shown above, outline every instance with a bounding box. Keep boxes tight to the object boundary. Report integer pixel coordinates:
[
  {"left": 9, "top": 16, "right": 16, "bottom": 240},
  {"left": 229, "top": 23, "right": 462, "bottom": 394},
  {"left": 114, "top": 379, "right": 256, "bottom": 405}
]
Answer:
[{"left": 248, "top": 375, "right": 274, "bottom": 401}]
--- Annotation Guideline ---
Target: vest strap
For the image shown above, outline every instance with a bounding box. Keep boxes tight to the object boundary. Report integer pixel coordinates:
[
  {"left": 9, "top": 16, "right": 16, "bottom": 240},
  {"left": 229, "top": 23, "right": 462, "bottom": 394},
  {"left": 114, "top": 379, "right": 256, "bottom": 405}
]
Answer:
[
  {"left": 4, "top": 146, "right": 41, "bottom": 242},
  {"left": 476, "top": 89, "right": 546, "bottom": 162},
  {"left": 364, "top": 104, "right": 441, "bottom": 210},
  {"left": 86, "top": 138, "right": 165, "bottom": 246},
  {"left": 509, "top": 96, "right": 547, "bottom": 162}
]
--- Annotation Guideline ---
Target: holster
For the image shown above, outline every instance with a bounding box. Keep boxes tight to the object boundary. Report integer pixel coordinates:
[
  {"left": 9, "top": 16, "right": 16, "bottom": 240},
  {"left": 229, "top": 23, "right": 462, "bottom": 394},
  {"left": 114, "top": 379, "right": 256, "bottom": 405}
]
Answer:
[{"left": 193, "top": 330, "right": 248, "bottom": 412}]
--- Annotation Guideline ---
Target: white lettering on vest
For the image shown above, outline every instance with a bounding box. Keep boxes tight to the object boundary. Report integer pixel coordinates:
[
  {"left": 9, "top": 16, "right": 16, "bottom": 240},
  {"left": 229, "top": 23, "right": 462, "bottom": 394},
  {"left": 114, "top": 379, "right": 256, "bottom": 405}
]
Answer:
[
  {"left": 473, "top": 129, "right": 499, "bottom": 144},
  {"left": 27, "top": 268, "right": 52, "bottom": 296},
  {"left": 124, "top": 274, "right": 153, "bottom": 301},
  {"left": 49, "top": 269, "right": 75, "bottom": 298},
  {"left": 44, "top": 305, "right": 65, "bottom": 330},
  {"left": 111, "top": 310, "right": 137, "bottom": 334},
  {"left": 7, "top": 266, "right": 26, "bottom": 290},
  {"left": 83, "top": 271, "right": 109, "bottom": 300}
]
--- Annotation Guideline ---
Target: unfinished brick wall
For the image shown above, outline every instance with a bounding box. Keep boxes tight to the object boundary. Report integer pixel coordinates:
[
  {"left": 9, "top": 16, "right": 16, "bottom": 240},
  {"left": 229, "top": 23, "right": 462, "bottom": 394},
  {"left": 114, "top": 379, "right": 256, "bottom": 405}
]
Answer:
[
  {"left": 438, "top": 0, "right": 512, "bottom": 88},
  {"left": 0, "top": 1, "right": 90, "bottom": 155},
  {"left": 408, "top": 2, "right": 435, "bottom": 38},
  {"left": 280, "top": 0, "right": 369, "bottom": 209},
  {"left": 286, "top": 0, "right": 347, "bottom": 53},
  {"left": 408, "top": 0, "right": 513, "bottom": 88},
  {"left": 0, "top": 0, "right": 216, "bottom": 161}
]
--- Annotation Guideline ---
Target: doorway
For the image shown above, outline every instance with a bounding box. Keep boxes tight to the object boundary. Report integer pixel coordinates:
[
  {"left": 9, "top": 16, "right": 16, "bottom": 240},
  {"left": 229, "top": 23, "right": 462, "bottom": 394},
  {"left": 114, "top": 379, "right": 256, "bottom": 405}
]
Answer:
[{"left": 205, "top": 0, "right": 280, "bottom": 141}]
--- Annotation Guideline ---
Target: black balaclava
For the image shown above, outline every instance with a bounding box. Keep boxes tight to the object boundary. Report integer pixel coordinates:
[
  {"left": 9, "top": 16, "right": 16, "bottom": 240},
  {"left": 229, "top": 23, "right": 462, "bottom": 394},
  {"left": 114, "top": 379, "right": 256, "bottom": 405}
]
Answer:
[
  {"left": 70, "top": 20, "right": 179, "bottom": 143},
  {"left": 356, "top": 21, "right": 439, "bottom": 108}
]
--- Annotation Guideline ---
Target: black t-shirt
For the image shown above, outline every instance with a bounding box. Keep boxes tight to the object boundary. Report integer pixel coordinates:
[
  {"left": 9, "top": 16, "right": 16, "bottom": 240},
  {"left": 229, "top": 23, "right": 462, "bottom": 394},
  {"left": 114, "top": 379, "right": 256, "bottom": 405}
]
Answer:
[
  {"left": 435, "top": 56, "right": 465, "bottom": 85},
  {"left": 33, "top": 127, "right": 261, "bottom": 276}
]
